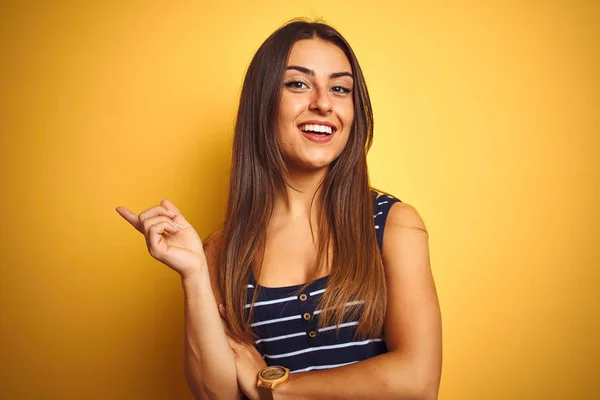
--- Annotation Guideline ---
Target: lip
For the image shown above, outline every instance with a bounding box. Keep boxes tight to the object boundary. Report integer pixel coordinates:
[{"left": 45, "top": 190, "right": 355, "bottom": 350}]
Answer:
[
  {"left": 298, "top": 120, "right": 338, "bottom": 133},
  {"left": 297, "top": 120, "right": 338, "bottom": 144},
  {"left": 298, "top": 127, "right": 336, "bottom": 143}
]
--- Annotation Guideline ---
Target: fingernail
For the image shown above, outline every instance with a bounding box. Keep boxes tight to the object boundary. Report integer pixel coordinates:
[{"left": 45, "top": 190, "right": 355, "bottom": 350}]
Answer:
[
  {"left": 171, "top": 222, "right": 182, "bottom": 230},
  {"left": 172, "top": 221, "right": 184, "bottom": 229},
  {"left": 166, "top": 209, "right": 176, "bottom": 217}
]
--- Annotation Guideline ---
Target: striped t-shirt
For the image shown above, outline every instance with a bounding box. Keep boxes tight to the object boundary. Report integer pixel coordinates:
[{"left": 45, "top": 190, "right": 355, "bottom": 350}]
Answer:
[{"left": 246, "top": 189, "right": 401, "bottom": 374}]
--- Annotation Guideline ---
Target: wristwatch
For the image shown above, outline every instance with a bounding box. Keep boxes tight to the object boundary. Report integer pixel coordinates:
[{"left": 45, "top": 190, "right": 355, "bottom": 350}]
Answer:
[{"left": 256, "top": 365, "right": 290, "bottom": 390}]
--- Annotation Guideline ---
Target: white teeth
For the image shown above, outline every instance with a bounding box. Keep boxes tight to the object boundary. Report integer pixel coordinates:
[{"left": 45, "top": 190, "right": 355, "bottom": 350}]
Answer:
[{"left": 300, "top": 124, "right": 333, "bottom": 135}]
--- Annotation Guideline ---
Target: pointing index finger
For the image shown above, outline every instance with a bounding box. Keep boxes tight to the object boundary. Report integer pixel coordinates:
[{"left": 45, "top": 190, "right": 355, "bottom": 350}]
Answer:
[{"left": 115, "top": 206, "right": 141, "bottom": 232}]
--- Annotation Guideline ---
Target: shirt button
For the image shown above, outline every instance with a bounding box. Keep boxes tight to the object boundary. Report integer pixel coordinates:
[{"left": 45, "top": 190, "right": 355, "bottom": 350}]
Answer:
[
  {"left": 308, "top": 330, "right": 317, "bottom": 338},
  {"left": 303, "top": 312, "right": 311, "bottom": 320},
  {"left": 299, "top": 294, "right": 307, "bottom": 301}
]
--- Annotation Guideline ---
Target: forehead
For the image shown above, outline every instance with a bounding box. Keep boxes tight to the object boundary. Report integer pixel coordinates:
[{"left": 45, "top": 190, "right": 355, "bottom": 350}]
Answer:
[{"left": 286, "top": 39, "right": 351, "bottom": 74}]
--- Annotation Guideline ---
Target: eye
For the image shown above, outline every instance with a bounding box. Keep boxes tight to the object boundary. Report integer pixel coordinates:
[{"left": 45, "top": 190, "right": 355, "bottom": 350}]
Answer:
[
  {"left": 331, "top": 85, "right": 352, "bottom": 94},
  {"left": 284, "top": 80, "right": 308, "bottom": 90}
]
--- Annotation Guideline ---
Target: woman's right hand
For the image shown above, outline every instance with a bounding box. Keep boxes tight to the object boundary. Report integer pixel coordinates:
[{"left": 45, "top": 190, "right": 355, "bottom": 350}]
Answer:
[{"left": 115, "top": 198, "right": 206, "bottom": 279}]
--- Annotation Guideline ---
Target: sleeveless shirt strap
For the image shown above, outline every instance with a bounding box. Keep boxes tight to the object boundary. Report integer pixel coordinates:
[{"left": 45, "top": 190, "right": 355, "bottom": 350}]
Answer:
[{"left": 372, "top": 190, "right": 402, "bottom": 252}]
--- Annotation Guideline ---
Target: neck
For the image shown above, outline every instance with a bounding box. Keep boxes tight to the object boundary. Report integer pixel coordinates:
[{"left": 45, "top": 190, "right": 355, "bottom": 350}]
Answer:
[{"left": 273, "top": 166, "right": 328, "bottom": 221}]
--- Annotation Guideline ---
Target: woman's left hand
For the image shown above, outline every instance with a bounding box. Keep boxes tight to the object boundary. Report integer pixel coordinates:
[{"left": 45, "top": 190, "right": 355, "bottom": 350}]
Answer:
[{"left": 219, "top": 304, "right": 271, "bottom": 400}]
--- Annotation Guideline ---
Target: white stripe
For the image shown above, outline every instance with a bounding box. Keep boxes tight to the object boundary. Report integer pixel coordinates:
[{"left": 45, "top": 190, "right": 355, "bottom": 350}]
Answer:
[
  {"left": 377, "top": 201, "right": 388, "bottom": 205},
  {"left": 255, "top": 331, "right": 306, "bottom": 344},
  {"left": 373, "top": 211, "right": 383, "bottom": 218},
  {"left": 318, "top": 321, "right": 359, "bottom": 332},
  {"left": 309, "top": 288, "right": 326, "bottom": 296},
  {"left": 253, "top": 321, "right": 358, "bottom": 344},
  {"left": 247, "top": 284, "right": 254, "bottom": 288},
  {"left": 263, "top": 338, "right": 383, "bottom": 359},
  {"left": 314, "top": 300, "right": 364, "bottom": 315},
  {"left": 375, "top": 225, "right": 379, "bottom": 229},
  {"left": 250, "top": 314, "right": 301, "bottom": 327},
  {"left": 245, "top": 295, "right": 297, "bottom": 309},
  {"left": 291, "top": 361, "right": 358, "bottom": 373}
]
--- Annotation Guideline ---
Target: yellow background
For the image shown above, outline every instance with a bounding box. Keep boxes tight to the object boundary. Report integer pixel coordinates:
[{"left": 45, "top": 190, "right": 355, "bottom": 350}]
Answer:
[{"left": 1, "top": 1, "right": 598, "bottom": 399}]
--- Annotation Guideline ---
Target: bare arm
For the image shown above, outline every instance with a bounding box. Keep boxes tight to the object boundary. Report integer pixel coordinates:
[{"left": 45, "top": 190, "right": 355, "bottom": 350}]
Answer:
[
  {"left": 115, "top": 200, "right": 242, "bottom": 400},
  {"left": 183, "top": 232, "right": 243, "bottom": 400},
  {"left": 272, "top": 202, "right": 442, "bottom": 400}
]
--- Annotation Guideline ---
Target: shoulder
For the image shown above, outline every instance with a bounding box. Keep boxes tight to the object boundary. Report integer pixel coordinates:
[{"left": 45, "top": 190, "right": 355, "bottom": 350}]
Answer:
[
  {"left": 386, "top": 201, "right": 428, "bottom": 234},
  {"left": 371, "top": 188, "right": 426, "bottom": 233},
  {"left": 373, "top": 190, "right": 430, "bottom": 275},
  {"left": 381, "top": 200, "right": 430, "bottom": 276}
]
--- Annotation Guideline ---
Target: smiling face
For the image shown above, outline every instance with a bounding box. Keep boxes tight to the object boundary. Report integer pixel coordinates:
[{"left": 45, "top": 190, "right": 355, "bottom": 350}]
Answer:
[{"left": 275, "top": 38, "right": 355, "bottom": 172}]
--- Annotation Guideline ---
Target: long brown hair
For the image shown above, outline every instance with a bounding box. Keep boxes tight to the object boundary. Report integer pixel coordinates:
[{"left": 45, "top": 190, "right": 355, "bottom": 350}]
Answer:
[{"left": 218, "top": 18, "right": 386, "bottom": 343}]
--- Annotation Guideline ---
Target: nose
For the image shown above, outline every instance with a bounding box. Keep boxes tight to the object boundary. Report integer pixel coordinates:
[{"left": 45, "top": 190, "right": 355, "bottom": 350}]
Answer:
[{"left": 309, "top": 87, "right": 332, "bottom": 114}]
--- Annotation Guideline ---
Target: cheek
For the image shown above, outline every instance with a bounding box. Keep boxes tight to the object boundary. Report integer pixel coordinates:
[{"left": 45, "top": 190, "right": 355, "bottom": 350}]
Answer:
[
  {"left": 341, "top": 104, "right": 354, "bottom": 132},
  {"left": 278, "top": 93, "right": 305, "bottom": 122},
  {"left": 276, "top": 96, "right": 307, "bottom": 141},
  {"left": 274, "top": 115, "right": 294, "bottom": 149},
  {"left": 338, "top": 104, "right": 354, "bottom": 149},
  {"left": 347, "top": 109, "right": 355, "bottom": 126}
]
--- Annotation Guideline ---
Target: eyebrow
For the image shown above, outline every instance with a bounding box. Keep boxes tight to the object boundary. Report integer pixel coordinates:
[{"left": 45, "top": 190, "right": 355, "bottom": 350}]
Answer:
[{"left": 286, "top": 65, "right": 354, "bottom": 80}]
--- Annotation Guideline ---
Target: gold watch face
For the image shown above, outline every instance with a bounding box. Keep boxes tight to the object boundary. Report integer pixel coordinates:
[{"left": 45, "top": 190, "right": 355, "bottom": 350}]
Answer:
[{"left": 260, "top": 366, "right": 287, "bottom": 380}]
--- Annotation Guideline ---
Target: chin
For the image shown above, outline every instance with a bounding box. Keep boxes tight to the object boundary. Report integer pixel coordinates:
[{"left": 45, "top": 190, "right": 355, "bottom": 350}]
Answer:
[
  {"left": 303, "top": 158, "right": 336, "bottom": 171},
  {"left": 284, "top": 157, "right": 332, "bottom": 172},
  {"left": 281, "top": 147, "right": 344, "bottom": 171}
]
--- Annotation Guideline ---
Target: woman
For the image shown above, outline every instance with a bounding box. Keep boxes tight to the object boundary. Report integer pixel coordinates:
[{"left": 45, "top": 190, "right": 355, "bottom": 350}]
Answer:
[{"left": 116, "top": 19, "right": 442, "bottom": 400}]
